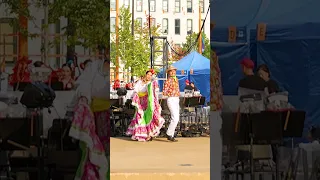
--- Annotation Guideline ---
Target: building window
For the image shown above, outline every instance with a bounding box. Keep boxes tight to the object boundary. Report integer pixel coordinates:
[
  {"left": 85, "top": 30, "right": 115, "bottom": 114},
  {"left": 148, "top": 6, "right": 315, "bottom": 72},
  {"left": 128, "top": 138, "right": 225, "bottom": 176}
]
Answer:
[
  {"left": 150, "top": 0, "right": 156, "bottom": 12},
  {"left": 162, "top": 0, "right": 168, "bottom": 12},
  {"left": 111, "top": 0, "right": 116, "bottom": 11},
  {"left": 124, "top": 0, "right": 130, "bottom": 8},
  {"left": 150, "top": 18, "right": 156, "bottom": 27},
  {"left": 175, "top": 19, "right": 180, "bottom": 35},
  {"left": 136, "top": 18, "right": 142, "bottom": 29},
  {"left": 137, "top": 0, "right": 143, "bottom": 12},
  {"left": 187, "top": 19, "right": 192, "bottom": 34},
  {"left": 162, "top": 18, "right": 168, "bottom": 34},
  {"left": 41, "top": 19, "right": 45, "bottom": 62},
  {"left": 55, "top": 20, "right": 61, "bottom": 66},
  {"left": 0, "top": 18, "right": 16, "bottom": 63},
  {"left": 111, "top": 17, "right": 116, "bottom": 33},
  {"left": 187, "top": 0, "right": 192, "bottom": 13},
  {"left": 175, "top": 0, "right": 180, "bottom": 13},
  {"left": 200, "top": 0, "right": 204, "bottom": 13}
]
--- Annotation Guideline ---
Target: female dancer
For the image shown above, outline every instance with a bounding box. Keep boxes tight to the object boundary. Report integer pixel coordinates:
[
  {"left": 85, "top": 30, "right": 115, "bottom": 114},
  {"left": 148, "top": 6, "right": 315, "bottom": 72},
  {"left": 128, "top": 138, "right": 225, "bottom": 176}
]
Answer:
[
  {"left": 126, "top": 69, "right": 165, "bottom": 142},
  {"left": 69, "top": 60, "right": 109, "bottom": 180}
]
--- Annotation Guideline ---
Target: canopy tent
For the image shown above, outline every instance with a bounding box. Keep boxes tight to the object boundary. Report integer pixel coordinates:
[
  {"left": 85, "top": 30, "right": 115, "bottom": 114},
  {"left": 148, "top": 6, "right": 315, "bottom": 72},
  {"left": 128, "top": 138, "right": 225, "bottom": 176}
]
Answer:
[
  {"left": 211, "top": 0, "right": 320, "bottom": 131},
  {"left": 158, "top": 51, "right": 210, "bottom": 102}
]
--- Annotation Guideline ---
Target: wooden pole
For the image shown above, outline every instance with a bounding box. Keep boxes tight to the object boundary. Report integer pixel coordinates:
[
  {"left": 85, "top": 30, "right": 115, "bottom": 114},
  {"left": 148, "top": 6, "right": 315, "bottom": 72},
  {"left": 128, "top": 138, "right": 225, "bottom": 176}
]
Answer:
[
  {"left": 198, "top": 1, "right": 202, "bottom": 54},
  {"left": 18, "top": 0, "right": 28, "bottom": 58},
  {"left": 115, "top": 0, "right": 120, "bottom": 80}
]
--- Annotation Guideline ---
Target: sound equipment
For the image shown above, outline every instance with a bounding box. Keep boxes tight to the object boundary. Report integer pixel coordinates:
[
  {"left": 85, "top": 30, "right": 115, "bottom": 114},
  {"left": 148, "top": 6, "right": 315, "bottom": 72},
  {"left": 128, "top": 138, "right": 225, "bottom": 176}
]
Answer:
[
  {"left": 116, "top": 87, "right": 127, "bottom": 96},
  {"left": 20, "top": 81, "right": 56, "bottom": 108}
]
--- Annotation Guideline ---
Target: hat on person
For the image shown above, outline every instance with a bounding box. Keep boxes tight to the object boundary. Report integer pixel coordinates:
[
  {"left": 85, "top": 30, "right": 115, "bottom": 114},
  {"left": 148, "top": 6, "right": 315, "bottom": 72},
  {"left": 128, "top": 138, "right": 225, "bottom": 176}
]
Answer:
[
  {"left": 240, "top": 58, "right": 254, "bottom": 69},
  {"left": 185, "top": 80, "right": 190, "bottom": 83},
  {"left": 166, "top": 66, "right": 177, "bottom": 73}
]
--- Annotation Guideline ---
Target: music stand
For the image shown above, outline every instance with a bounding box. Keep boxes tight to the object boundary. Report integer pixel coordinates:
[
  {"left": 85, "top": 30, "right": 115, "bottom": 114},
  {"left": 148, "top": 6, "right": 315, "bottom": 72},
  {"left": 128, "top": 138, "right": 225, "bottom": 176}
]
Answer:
[
  {"left": 280, "top": 110, "right": 305, "bottom": 138},
  {"left": 0, "top": 118, "right": 31, "bottom": 150},
  {"left": 238, "top": 88, "right": 266, "bottom": 180}
]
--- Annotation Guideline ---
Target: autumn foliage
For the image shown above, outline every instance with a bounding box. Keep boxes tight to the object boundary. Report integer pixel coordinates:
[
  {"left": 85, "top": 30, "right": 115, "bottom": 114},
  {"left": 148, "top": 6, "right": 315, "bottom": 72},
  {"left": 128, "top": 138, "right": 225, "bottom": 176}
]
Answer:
[{"left": 168, "top": 42, "right": 187, "bottom": 62}]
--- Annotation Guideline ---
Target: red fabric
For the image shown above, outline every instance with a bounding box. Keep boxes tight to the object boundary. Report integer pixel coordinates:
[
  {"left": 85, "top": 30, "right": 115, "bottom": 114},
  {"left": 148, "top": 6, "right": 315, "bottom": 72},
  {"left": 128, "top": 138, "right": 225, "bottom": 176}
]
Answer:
[
  {"left": 10, "top": 56, "right": 32, "bottom": 85},
  {"left": 240, "top": 58, "right": 255, "bottom": 69},
  {"left": 113, "top": 80, "right": 120, "bottom": 90}
]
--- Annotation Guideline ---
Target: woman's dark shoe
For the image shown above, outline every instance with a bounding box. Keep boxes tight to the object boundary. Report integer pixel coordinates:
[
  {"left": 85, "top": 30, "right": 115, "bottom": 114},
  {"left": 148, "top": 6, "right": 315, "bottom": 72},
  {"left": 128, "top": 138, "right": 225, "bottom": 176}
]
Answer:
[{"left": 166, "top": 135, "right": 178, "bottom": 142}]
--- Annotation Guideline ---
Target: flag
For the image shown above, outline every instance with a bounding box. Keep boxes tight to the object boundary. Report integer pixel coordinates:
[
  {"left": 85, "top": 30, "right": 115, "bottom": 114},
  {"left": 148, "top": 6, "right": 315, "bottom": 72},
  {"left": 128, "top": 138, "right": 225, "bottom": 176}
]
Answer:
[{"left": 201, "top": 35, "right": 205, "bottom": 53}]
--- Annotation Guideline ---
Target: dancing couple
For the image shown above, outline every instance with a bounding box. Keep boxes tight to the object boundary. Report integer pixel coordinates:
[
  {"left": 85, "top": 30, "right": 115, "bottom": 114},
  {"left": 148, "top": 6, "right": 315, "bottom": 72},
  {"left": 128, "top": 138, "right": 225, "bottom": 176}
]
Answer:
[{"left": 126, "top": 66, "right": 180, "bottom": 142}]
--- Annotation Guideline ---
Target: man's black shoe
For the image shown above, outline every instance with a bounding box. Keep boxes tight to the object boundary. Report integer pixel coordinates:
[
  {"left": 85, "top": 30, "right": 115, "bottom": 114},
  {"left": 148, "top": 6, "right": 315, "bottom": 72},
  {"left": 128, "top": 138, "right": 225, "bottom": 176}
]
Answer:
[{"left": 166, "top": 135, "right": 178, "bottom": 142}]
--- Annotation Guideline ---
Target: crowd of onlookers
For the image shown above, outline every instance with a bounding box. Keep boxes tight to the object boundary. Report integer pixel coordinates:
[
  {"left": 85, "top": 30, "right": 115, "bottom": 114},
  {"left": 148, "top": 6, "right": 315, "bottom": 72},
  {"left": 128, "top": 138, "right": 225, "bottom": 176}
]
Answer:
[{"left": 8, "top": 56, "right": 108, "bottom": 91}]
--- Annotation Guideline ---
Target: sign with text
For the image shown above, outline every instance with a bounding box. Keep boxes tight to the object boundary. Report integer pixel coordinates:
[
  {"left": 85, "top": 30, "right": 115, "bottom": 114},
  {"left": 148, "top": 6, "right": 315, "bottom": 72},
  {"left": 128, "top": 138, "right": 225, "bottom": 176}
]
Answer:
[
  {"left": 257, "top": 23, "right": 267, "bottom": 41},
  {"left": 228, "top": 26, "right": 237, "bottom": 42}
]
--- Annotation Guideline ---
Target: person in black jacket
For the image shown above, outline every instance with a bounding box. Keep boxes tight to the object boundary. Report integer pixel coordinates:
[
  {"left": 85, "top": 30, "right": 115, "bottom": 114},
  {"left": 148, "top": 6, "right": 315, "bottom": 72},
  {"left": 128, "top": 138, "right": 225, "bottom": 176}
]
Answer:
[
  {"left": 238, "top": 58, "right": 267, "bottom": 92},
  {"left": 257, "top": 64, "right": 280, "bottom": 94}
]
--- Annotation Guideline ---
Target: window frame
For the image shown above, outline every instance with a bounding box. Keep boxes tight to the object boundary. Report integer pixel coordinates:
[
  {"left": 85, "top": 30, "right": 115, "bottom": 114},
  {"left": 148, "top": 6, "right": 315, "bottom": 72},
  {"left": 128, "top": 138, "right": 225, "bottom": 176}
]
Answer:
[
  {"left": 0, "top": 18, "right": 17, "bottom": 64},
  {"left": 150, "top": 0, "right": 156, "bottom": 12},
  {"left": 200, "top": 0, "right": 205, "bottom": 13},
  {"left": 123, "top": 0, "right": 130, "bottom": 8},
  {"left": 174, "top": 19, "right": 180, "bottom": 35},
  {"left": 136, "top": 18, "right": 143, "bottom": 29},
  {"left": 162, "top": 18, "right": 168, "bottom": 34},
  {"left": 110, "top": 17, "right": 116, "bottom": 33},
  {"left": 136, "top": 0, "right": 143, "bottom": 12},
  {"left": 187, "top": 0, "right": 192, "bottom": 13},
  {"left": 162, "top": 0, "right": 168, "bottom": 12},
  {"left": 110, "top": 0, "right": 116, "bottom": 11},
  {"left": 187, "top": 19, "right": 193, "bottom": 35},
  {"left": 175, "top": 0, "right": 180, "bottom": 13}
]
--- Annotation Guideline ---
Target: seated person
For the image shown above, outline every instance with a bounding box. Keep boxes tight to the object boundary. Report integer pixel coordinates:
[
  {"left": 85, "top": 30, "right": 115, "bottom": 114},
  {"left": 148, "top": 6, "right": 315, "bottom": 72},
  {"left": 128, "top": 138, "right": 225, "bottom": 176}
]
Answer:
[
  {"left": 190, "top": 82, "right": 198, "bottom": 91},
  {"left": 125, "top": 83, "right": 133, "bottom": 90},
  {"left": 113, "top": 79, "right": 121, "bottom": 90},
  {"left": 184, "top": 80, "right": 192, "bottom": 90},
  {"left": 11, "top": 57, "right": 32, "bottom": 91},
  {"left": 49, "top": 69, "right": 64, "bottom": 90},
  {"left": 238, "top": 58, "right": 267, "bottom": 93},
  {"left": 257, "top": 64, "right": 279, "bottom": 94},
  {"left": 60, "top": 64, "right": 75, "bottom": 90}
]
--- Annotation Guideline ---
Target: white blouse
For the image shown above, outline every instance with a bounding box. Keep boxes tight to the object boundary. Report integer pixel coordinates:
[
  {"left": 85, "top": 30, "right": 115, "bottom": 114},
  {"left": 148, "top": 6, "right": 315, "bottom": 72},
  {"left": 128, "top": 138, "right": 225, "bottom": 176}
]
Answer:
[{"left": 133, "top": 80, "right": 149, "bottom": 93}]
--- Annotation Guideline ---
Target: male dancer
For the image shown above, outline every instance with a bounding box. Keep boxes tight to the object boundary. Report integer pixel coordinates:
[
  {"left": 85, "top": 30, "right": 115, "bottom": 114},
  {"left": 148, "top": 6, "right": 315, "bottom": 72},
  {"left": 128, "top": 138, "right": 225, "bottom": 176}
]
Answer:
[{"left": 163, "top": 66, "right": 180, "bottom": 142}]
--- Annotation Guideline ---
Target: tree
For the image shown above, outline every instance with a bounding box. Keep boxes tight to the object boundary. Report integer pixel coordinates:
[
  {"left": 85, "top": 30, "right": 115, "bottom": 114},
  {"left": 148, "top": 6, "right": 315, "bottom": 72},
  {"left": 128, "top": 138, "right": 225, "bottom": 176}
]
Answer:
[
  {"left": 1, "top": 0, "right": 109, "bottom": 52},
  {"left": 110, "top": 7, "right": 161, "bottom": 77},
  {"left": 168, "top": 32, "right": 210, "bottom": 61},
  {"left": 49, "top": 0, "right": 109, "bottom": 51},
  {"left": 182, "top": 32, "right": 210, "bottom": 59},
  {"left": 168, "top": 43, "right": 186, "bottom": 62}
]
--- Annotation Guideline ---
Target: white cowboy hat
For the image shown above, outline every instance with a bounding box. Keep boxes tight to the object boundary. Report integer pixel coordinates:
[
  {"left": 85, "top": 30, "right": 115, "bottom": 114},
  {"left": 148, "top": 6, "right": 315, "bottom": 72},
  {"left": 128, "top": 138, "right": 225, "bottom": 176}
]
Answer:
[{"left": 166, "top": 66, "right": 177, "bottom": 73}]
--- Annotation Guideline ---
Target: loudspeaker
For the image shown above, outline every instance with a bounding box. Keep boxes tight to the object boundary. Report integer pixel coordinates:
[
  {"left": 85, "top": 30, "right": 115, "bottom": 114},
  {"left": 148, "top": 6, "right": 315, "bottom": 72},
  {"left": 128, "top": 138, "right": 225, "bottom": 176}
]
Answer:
[{"left": 20, "top": 82, "right": 56, "bottom": 108}]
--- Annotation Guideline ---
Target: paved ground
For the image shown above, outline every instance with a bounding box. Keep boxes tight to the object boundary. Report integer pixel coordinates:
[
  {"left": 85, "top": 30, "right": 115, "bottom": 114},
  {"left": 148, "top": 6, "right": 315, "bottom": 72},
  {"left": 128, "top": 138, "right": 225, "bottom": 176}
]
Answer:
[{"left": 110, "top": 137, "right": 210, "bottom": 180}]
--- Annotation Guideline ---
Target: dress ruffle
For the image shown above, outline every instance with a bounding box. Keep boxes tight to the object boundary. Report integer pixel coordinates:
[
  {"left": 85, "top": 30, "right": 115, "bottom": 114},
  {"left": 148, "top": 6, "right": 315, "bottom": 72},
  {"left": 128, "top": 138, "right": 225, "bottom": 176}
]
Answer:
[{"left": 126, "top": 81, "right": 165, "bottom": 141}]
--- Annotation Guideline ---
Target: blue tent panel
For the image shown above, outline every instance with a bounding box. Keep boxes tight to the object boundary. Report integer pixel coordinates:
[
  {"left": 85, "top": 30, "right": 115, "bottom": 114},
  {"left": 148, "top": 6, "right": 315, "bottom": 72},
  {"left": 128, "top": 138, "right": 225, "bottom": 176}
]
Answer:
[
  {"left": 171, "top": 51, "right": 210, "bottom": 74},
  {"left": 211, "top": 27, "right": 248, "bottom": 43},
  {"left": 211, "top": 0, "right": 320, "bottom": 28},
  {"left": 211, "top": 42, "right": 250, "bottom": 95},
  {"left": 211, "top": 0, "right": 320, "bottom": 137},
  {"left": 158, "top": 51, "right": 210, "bottom": 102}
]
